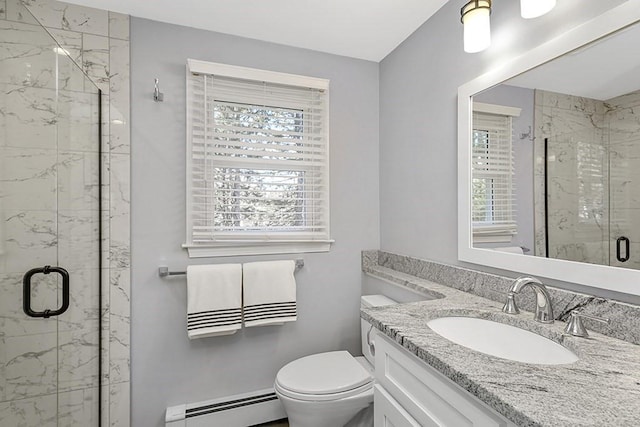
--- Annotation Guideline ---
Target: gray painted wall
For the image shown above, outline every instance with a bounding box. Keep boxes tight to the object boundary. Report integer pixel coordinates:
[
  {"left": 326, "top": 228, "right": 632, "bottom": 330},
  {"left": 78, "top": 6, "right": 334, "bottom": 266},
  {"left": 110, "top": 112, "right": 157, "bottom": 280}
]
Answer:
[
  {"left": 130, "top": 18, "right": 379, "bottom": 426},
  {"left": 378, "top": 0, "right": 631, "bottom": 298},
  {"left": 474, "top": 84, "right": 535, "bottom": 253}
]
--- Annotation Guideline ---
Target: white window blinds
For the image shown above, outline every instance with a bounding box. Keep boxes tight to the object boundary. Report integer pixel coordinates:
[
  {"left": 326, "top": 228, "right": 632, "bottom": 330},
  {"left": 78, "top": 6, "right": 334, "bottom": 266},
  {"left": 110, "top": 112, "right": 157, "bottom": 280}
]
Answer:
[
  {"left": 185, "top": 60, "right": 330, "bottom": 255},
  {"left": 472, "top": 109, "right": 517, "bottom": 237}
]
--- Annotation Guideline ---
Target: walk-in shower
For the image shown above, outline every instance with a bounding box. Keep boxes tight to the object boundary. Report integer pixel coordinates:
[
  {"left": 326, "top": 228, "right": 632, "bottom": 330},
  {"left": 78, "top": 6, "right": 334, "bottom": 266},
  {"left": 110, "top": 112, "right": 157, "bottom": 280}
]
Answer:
[
  {"left": 1, "top": 2, "right": 103, "bottom": 425},
  {"left": 535, "top": 88, "right": 640, "bottom": 270}
]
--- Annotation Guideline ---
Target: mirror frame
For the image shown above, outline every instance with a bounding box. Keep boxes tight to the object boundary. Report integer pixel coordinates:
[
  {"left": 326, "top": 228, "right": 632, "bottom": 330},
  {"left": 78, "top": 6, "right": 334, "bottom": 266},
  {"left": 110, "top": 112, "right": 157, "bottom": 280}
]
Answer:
[{"left": 458, "top": 0, "right": 640, "bottom": 296}]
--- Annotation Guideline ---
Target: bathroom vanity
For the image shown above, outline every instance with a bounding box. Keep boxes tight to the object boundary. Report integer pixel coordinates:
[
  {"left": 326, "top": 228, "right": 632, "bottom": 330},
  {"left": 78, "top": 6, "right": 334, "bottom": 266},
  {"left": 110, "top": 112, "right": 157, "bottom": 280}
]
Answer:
[
  {"left": 374, "top": 333, "right": 515, "bottom": 426},
  {"left": 361, "top": 253, "right": 640, "bottom": 427}
]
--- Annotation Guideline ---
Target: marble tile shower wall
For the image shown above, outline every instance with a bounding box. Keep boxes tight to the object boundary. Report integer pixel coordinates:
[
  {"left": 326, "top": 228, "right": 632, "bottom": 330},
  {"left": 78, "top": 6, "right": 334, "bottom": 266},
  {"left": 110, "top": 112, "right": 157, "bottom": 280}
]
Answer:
[
  {"left": 533, "top": 89, "right": 640, "bottom": 270},
  {"left": 533, "top": 89, "right": 609, "bottom": 264},
  {"left": 362, "top": 250, "right": 640, "bottom": 345},
  {"left": 0, "top": 0, "right": 130, "bottom": 425}
]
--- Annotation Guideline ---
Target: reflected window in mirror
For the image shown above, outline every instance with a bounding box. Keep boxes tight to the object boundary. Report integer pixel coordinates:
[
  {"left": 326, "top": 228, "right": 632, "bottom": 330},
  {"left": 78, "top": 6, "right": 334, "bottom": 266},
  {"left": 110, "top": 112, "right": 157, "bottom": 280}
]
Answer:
[{"left": 471, "top": 103, "right": 521, "bottom": 244}]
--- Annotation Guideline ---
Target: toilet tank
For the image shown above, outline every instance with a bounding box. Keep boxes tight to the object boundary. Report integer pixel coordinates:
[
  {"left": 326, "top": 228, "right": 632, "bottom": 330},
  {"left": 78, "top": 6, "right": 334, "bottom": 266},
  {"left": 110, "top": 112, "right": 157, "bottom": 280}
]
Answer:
[{"left": 360, "top": 295, "right": 397, "bottom": 366}]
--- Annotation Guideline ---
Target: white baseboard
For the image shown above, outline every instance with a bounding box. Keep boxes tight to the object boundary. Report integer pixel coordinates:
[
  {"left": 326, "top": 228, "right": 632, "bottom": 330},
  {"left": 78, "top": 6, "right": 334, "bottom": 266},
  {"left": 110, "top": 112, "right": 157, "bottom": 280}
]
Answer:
[{"left": 165, "top": 388, "right": 286, "bottom": 427}]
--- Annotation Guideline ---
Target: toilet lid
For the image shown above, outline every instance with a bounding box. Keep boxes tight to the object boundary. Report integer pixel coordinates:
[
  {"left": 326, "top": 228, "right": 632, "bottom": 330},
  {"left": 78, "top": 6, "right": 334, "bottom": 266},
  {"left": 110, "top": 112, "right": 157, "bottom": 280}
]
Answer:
[{"left": 276, "top": 351, "right": 372, "bottom": 397}]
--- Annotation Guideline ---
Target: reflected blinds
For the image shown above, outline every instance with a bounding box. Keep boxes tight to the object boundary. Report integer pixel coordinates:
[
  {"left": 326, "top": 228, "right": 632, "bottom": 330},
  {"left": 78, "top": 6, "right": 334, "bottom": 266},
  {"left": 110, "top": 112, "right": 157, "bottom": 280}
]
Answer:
[
  {"left": 186, "top": 63, "right": 330, "bottom": 245},
  {"left": 472, "top": 111, "right": 516, "bottom": 236}
]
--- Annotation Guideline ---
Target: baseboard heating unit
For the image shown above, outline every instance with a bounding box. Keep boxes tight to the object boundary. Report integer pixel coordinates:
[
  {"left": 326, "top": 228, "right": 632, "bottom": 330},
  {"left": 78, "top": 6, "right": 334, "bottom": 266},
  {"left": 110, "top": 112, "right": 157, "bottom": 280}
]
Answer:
[{"left": 165, "top": 388, "right": 286, "bottom": 427}]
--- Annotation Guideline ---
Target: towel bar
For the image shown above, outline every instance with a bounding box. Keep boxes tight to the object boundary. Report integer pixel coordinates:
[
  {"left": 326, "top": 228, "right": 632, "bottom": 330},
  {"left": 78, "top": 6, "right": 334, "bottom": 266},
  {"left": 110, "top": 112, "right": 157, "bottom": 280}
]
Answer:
[{"left": 158, "top": 259, "right": 304, "bottom": 278}]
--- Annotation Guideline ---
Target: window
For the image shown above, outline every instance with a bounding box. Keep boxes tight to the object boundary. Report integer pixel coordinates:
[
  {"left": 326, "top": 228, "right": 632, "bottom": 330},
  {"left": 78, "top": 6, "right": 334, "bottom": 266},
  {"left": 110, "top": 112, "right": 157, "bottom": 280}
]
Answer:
[
  {"left": 471, "top": 103, "right": 519, "bottom": 242},
  {"left": 185, "top": 60, "right": 331, "bottom": 257}
]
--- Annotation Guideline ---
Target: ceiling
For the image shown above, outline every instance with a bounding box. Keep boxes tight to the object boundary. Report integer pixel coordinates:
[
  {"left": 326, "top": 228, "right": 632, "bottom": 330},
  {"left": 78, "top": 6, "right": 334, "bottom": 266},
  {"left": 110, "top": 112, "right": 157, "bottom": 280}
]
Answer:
[
  {"left": 63, "top": 0, "right": 451, "bottom": 62},
  {"left": 506, "top": 21, "right": 640, "bottom": 101}
]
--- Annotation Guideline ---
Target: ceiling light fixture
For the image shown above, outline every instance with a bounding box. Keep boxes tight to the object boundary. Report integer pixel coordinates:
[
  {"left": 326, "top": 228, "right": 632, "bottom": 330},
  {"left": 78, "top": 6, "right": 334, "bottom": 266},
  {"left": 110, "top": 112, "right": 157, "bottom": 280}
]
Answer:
[
  {"left": 520, "top": 0, "right": 556, "bottom": 19},
  {"left": 461, "top": 0, "right": 492, "bottom": 53}
]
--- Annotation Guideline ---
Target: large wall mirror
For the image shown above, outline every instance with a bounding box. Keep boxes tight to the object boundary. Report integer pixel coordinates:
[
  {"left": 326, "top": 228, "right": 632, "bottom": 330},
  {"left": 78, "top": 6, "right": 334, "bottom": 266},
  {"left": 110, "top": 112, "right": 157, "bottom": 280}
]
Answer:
[{"left": 458, "top": 0, "right": 640, "bottom": 296}]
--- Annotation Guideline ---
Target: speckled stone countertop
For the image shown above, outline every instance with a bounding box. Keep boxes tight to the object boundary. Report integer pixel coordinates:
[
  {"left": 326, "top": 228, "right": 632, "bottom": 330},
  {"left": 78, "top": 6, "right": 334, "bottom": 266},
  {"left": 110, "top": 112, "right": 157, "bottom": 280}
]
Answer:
[{"left": 362, "top": 265, "right": 640, "bottom": 427}]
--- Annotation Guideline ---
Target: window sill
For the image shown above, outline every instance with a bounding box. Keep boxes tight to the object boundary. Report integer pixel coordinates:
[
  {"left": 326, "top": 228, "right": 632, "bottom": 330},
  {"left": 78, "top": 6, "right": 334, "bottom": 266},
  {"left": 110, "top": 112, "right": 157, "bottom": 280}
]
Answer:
[
  {"left": 473, "top": 233, "right": 515, "bottom": 244},
  {"left": 183, "top": 240, "right": 334, "bottom": 258}
]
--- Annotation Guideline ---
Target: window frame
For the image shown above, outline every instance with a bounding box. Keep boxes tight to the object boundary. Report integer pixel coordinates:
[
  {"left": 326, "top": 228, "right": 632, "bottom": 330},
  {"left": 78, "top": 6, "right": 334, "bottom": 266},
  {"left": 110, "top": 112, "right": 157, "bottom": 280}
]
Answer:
[{"left": 184, "top": 59, "right": 333, "bottom": 257}]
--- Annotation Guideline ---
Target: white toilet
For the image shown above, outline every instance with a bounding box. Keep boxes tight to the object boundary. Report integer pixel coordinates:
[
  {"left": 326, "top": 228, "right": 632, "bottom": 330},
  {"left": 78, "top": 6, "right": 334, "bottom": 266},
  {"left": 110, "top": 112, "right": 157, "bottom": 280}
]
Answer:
[{"left": 274, "top": 295, "right": 397, "bottom": 427}]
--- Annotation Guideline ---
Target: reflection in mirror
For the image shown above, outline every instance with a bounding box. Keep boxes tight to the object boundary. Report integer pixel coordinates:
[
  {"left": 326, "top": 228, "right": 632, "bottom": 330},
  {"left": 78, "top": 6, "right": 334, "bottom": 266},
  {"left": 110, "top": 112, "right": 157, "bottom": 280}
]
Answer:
[{"left": 470, "top": 22, "right": 640, "bottom": 270}]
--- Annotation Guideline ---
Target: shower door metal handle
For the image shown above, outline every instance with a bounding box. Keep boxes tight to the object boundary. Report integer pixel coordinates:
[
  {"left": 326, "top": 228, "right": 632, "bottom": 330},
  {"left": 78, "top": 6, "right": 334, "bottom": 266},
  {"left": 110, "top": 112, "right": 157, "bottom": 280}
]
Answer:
[
  {"left": 23, "top": 266, "right": 70, "bottom": 318},
  {"left": 616, "top": 237, "right": 630, "bottom": 263}
]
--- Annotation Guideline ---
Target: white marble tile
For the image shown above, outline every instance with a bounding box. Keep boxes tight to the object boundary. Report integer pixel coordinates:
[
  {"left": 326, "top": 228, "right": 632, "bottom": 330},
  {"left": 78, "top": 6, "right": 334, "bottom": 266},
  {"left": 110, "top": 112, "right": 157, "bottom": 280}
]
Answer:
[
  {"left": 539, "top": 89, "right": 602, "bottom": 115},
  {"left": 47, "top": 27, "right": 82, "bottom": 63},
  {"left": 5, "top": 0, "right": 39, "bottom": 25},
  {"left": 57, "top": 150, "right": 100, "bottom": 212},
  {"left": 2, "top": 331, "right": 58, "bottom": 400},
  {"left": 101, "top": 267, "right": 110, "bottom": 385},
  {"left": 0, "top": 392, "right": 57, "bottom": 426},
  {"left": 109, "top": 153, "right": 129, "bottom": 269},
  {"left": 549, "top": 241, "right": 607, "bottom": 265},
  {"left": 108, "top": 11, "right": 128, "bottom": 40},
  {"left": 57, "top": 267, "right": 100, "bottom": 333},
  {"left": 1, "top": 85, "right": 58, "bottom": 149},
  {"left": 610, "top": 209, "right": 640, "bottom": 240},
  {"left": 58, "top": 327, "right": 99, "bottom": 392},
  {"left": 57, "top": 56, "right": 89, "bottom": 94},
  {"left": 0, "top": 0, "right": 7, "bottom": 20},
  {"left": 547, "top": 107, "right": 602, "bottom": 139},
  {"left": 0, "top": 20, "right": 58, "bottom": 87},
  {"left": 24, "top": 0, "right": 108, "bottom": 36},
  {"left": 109, "top": 267, "right": 129, "bottom": 384},
  {"left": 606, "top": 105, "right": 640, "bottom": 135},
  {"left": 57, "top": 209, "right": 100, "bottom": 270},
  {"left": 0, "top": 336, "right": 5, "bottom": 402},
  {"left": 101, "top": 92, "right": 111, "bottom": 153},
  {"left": 109, "top": 381, "right": 130, "bottom": 427},
  {"left": 101, "top": 205, "right": 111, "bottom": 268},
  {"left": 109, "top": 38, "right": 129, "bottom": 154},
  {"left": 605, "top": 89, "right": 640, "bottom": 109},
  {"left": 58, "top": 387, "right": 99, "bottom": 427},
  {"left": 0, "top": 147, "right": 57, "bottom": 210},
  {"left": 82, "top": 33, "right": 109, "bottom": 92},
  {"left": 57, "top": 88, "right": 101, "bottom": 152},
  {"left": 101, "top": 385, "right": 110, "bottom": 425},
  {"left": 0, "top": 272, "right": 58, "bottom": 337},
  {"left": 0, "top": 209, "right": 57, "bottom": 274},
  {"left": 109, "top": 267, "right": 129, "bottom": 318},
  {"left": 109, "top": 313, "right": 129, "bottom": 384}
]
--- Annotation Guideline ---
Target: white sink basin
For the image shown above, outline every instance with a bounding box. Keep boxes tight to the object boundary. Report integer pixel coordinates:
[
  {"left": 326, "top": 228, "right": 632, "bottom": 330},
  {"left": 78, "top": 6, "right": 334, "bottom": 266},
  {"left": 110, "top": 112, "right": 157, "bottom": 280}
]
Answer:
[{"left": 427, "top": 317, "right": 578, "bottom": 365}]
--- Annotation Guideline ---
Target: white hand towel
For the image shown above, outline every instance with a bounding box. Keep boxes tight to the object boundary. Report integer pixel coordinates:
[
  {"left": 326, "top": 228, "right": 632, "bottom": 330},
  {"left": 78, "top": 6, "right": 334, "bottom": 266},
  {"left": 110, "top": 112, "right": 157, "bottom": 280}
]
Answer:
[
  {"left": 242, "top": 260, "right": 297, "bottom": 328},
  {"left": 187, "top": 264, "right": 242, "bottom": 339}
]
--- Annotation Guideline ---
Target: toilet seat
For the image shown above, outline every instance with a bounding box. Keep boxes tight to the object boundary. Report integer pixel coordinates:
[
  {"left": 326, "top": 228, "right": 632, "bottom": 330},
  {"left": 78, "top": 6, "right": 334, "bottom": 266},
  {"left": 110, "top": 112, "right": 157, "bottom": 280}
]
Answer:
[{"left": 275, "top": 351, "right": 373, "bottom": 402}]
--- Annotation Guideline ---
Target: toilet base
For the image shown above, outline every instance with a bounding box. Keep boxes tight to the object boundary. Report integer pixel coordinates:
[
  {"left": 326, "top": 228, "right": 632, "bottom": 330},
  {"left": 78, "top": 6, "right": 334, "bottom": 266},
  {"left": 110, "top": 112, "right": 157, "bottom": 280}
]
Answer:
[{"left": 276, "top": 388, "right": 373, "bottom": 427}]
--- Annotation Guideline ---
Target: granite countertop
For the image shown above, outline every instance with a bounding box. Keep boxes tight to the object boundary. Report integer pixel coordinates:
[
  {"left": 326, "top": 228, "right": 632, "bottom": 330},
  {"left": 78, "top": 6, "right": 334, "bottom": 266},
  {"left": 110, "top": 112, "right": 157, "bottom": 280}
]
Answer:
[{"left": 361, "top": 265, "right": 640, "bottom": 427}]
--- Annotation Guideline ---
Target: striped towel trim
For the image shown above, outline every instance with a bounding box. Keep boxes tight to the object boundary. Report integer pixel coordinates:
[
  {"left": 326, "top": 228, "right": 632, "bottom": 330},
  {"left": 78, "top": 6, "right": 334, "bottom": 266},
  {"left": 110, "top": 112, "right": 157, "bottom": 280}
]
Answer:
[
  {"left": 244, "top": 302, "right": 296, "bottom": 309},
  {"left": 244, "top": 301, "right": 297, "bottom": 325},
  {"left": 187, "top": 307, "right": 242, "bottom": 331}
]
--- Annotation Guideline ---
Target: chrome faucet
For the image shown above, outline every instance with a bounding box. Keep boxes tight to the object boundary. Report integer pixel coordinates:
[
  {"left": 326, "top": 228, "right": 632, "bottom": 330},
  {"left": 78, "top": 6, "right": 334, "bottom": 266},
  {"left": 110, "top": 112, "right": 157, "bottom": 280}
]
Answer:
[{"left": 502, "top": 276, "right": 554, "bottom": 323}]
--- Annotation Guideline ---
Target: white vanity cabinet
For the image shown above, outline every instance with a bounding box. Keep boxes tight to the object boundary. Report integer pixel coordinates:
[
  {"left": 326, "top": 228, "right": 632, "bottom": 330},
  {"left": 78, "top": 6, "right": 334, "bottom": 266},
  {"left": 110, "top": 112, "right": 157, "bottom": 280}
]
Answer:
[{"left": 374, "top": 333, "right": 516, "bottom": 427}]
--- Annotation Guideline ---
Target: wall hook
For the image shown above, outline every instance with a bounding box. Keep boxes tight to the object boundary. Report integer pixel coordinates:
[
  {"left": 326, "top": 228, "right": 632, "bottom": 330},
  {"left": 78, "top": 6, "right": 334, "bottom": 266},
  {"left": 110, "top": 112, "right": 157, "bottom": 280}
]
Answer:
[
  {"left": 519, "top": 125, "right": 534, "bottom": 141},
  {"left": 154, "top": 78, "right": 164, "bottom": 102}
]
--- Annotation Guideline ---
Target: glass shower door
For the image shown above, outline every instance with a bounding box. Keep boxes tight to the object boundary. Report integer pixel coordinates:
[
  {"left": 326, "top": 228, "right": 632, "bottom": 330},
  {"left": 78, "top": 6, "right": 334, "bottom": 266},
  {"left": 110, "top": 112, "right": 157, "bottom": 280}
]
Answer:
[
  {"left": 607, "top": 91, "right": 640, "bottom": 270},
  {"left": 0, "top": 3, "right": 102, "bottom": 425}
]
